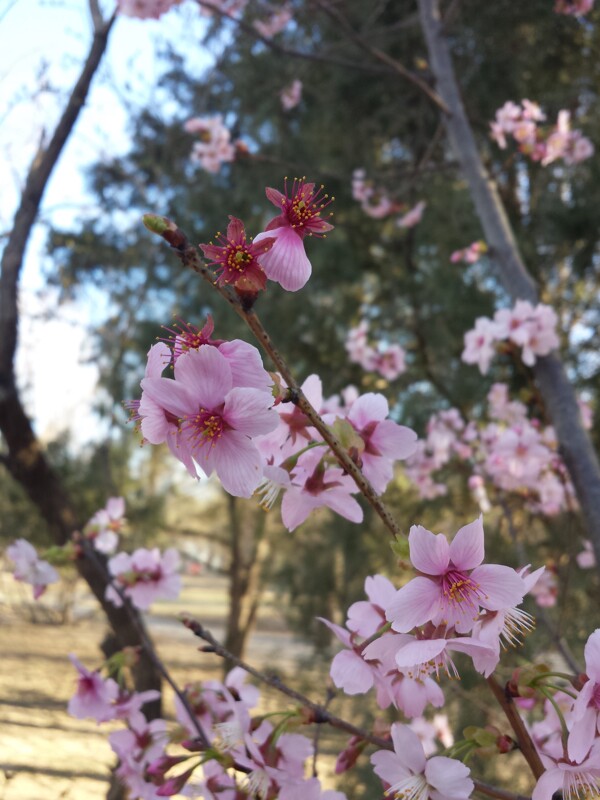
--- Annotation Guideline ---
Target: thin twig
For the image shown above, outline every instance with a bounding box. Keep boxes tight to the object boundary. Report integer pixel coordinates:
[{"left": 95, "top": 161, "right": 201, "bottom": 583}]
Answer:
[
  {"left": 182, "top": 615, "right": 390, "bottom": 748},
  {"left": 196, "top": 0, "right": 392, "bottom": 75},
  {"left": 314, "top": 0, "right": 449, "bottom": 113},
  {"left": 81, "top": 539, "right": 211, "bottom": 749}
]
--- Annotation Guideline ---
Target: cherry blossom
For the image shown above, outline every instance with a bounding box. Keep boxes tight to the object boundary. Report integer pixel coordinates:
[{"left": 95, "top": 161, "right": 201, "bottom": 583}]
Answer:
[
  {"left": 370, "top": 723, "right": 473, "bottom": 800},
  {"left": 200, "top": 216, "right": 274, "bottom": 293},
  {"left": 255, "top": 178, "right": 334, "bottom": 291},
  {"left": 67, "top": 655, "right": 119, "bottom": 723},
  {"left": 253, "top": 6, "right": 292, "bottom": 38},
  {"left": 533, "top": 741, "right": 600, "bottom": 800},
  {"left": 555, "top": 0, "right": 594, "bottom": 14},
  {"left": 106, "top": 547, "right": 181, "bottom": 610},
  {"left": 386, "top": 517, "right": 525, "bottom": 634},
  {"left": 141, "top": 346, "right": 278, "bottom": 496},
  {"left": 450, "top": 240, "right": 487, "bottom": 265},
  {"left": 117, "top": 0, "right": 179, "bottom": 19},
  {"left": 84, "top": 496, "right": 126, "bottom": 554},
  {"left": 184, "top": 115, "right": 235, "bottom": 173},
  {"left": 461, "top": 317, "right": 499, "bottom": 374},
  {"left": 6, "top": 538, "right": 59, "bottom": 599}
]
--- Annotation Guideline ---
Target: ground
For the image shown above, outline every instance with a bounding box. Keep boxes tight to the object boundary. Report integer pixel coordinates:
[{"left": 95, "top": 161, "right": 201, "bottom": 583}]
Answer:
[{"left": 0, "top": 568, "right": 313, "bottom": 800}]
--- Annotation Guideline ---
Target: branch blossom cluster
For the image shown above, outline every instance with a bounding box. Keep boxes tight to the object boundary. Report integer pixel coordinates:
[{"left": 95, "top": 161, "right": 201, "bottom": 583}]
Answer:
[
  {"left": 404, "top": 383, "right": 579, "bottom": 518},
  {"left": 345, "top": 319, "right": 407, "bottom": 381},
  {"left": 462, "top": 299, "right": 560, "bottom": 374},
  {"left": 490, "top": 101, "right": 594, "bottom": 166}
]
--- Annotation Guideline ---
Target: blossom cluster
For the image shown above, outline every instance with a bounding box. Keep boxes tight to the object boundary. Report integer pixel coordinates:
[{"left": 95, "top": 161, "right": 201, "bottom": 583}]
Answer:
[
  {"left": 67, "top": 657, "right": 347, "bottom": 799},
  {"left": 129, "top": 317, "right": 417, "bottom": 529},
  {"left": 84, "top": 496, "right": 126, "bottom": 555},
  {"left": 490, "top": 101, "right": 594, "bottom": 166},
  {"left": 6, "top": 539, "right": 59, "bottom": 600},
  {"left": 345, "top": 319, "right": 406, "bottom": 380},
  {"left": 404, "top": 383, "right": 577, "bottom": 517},
  {"left": 106, "top": 547, "right": 181, "bottom": 610},
  {"left": 324, "top": 519, "right": 541, "bottom": 699},
  {"left": 450, "top": 240, "right": 487, "bottom": 265},
  {"left": 351, "top": 169, "right": 426, "bottom": 227},
  {"left": 462, "top": 299, "right": 560, "bottom": 374},
  {"left": 184, "top": 115, "right": 236, "bottom": 173}
]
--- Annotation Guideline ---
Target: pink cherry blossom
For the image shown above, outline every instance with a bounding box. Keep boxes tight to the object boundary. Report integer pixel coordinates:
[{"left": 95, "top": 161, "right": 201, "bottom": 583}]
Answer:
[
  {"left": 200, "top": 216, "right": 274, "bottom": 293},
  {"left": 141, "top": 346, "right": 278, "bottom": 496},
  {"left": 255, "top": 178, "right": 334, "bottom": 291},
  {"left": 67, "top": 654, "right": 119, "bottom": 723},
  {"left": 117, "top": 0, "right": 179, "bottom": 19},
  {"left": 6, "top": 538, "right": 59, "bottom": 600},
  {"left": 370, "top": 723, "right": 473, "bottom": 800},
  {"left": 253, "top": 6, "right": 292, "bottom": 37},
  {"left": 386, "top": 517, "right": 525, "bottom": 634},
  {"left": 461, "top": 317, "right": 499, "bottom": 374},
  {"left": 346, "top": 392, "right": 417, "bottom": 494},
  {"left": 85, "top": 496, "right": 126, "bottom": 554},
  {"left": 533, "top": 741, "right": 600, "bottom": 800},
  {"left": 577, "top": 541, "right": 596, "bottom": 569},
  {"left": 450, "top": 240, "right": 487, "bottom": 265},
  {"left": 280, "top": 79, "right": 302, "bottom": 110},
  {"left": 281, "top": 448, "right": 363, "bottom": 531},
  {"left": 185, "top": 115, "right": 235, "bottom": 173},
  {"left": 106, "top": 547, "right": 181, "bottom": 610}
]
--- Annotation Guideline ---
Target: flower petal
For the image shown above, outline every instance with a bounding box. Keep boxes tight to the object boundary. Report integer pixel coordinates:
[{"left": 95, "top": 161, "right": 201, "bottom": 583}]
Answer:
[
  {"left": 471, "top": 565, "right": 525, "bottom": 611},
  {"left": 386, "top": 577, "right": 440, "bottom": 633},
  {"left": 255, "top": 227, "right": 311, "bottom": 292},
  {"left": 205, "top": 430, "right": 263, "bottom": 498},
  {"left": 409, "top": 526, "right": 450, "bottom": 576},
  {"left": 223, "top": 388, "right": 278, "bottom": 436},
  {"left": 449, "top": 516, "right": 484, "bottom": 570},
  {"left": 174, "top": 346, "right": 232, "bottom": 409}
]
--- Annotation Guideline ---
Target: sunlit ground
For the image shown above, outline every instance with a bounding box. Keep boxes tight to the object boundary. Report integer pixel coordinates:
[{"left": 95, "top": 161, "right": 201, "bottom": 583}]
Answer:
[{"left": 0, "top": 568, "right": 313, "bottom": 799}]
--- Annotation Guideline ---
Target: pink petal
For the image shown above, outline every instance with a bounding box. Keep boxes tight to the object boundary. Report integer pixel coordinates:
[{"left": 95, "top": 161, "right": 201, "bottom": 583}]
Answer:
[
  {"left": 470, "top": 565, "right": 525, "bottom": 610},
  {"left": 281, "top": 488, "right": 319, "bottom": 531},
  {"left": 226, "top": 216, "right": 245, "bottom": 242},
  {"left": 531, "top": 769, "right": 564, "bottom": 800},
  {"left": 323, "top": 490, "right": 363, "bottom": 525},
  {"left": 348, "top": 393, "right": 389, "bottom": 428},
  {"left": 394, "top": 638, "right": 448, "bottom": 670},
  {"left": 317, "top": 617, "right": 352, "bottom": 648},
  {"left": 255, "top": 227, "right": 311, "bottom": 291},
  {"left": 370, "top": 750, "right": 409, "bottom": 788},
  {"left": 386, "top": 577, "right": 440, "bottom": 633},
  {"left": 449, "top": 516, "right": 484, "bottom": 570},
  {"left": 584, "top": 630, "right": 600, "bottom": 682},
  {"left": 141, "top": 377, "right": 194, "bottom": 419},
  {"left": 218, "top": 339, "right": 272, "bottom": 391},
  {"left": 330, "top": 650, "right": 374, "bottom": 694},
  {"left": 365, "top": 575, "right": 397, "bottom": 608},
  {"left": 206, "top": 430, "right": 263, "bottom": 498},
  {"left": 568, "top": 706, "right": 598, "bottom": 762},
  {"left": 223, "top": 388, "right": 278, "bottom": 436},
  {"left": 370, "top": 421, "right": 418, "bottom": 460},
  {"left": 426, "top": 756, "right": 473, "bottom": 799},
  {"left": 408, "top": 526, "right": 450, "bottom": 575},
  {"left": 390, "top": 723, "right": 426, "bottom": 774},
  {"left": 174, "top": 346, "right": 232, "bottom": 409}
]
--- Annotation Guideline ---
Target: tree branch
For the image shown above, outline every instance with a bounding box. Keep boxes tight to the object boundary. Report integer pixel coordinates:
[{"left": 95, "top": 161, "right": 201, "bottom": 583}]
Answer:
[{"left": 148, "top": 221, "right": 402, "bottom": 538}]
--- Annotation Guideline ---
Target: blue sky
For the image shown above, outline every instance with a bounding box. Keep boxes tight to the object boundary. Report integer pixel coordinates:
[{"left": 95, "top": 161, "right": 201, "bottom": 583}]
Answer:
[{"left": 0, "top": 0, "right": 212, "bottom": 447}]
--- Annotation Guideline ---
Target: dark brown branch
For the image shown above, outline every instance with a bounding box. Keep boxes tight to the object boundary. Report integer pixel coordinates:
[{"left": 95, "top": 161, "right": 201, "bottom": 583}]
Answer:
[
  {"left": 487, "top": 676, "right": 545, "bottom": 779},
  {"left": 417, "top": 0, "right": 600, "bottom": 570},
  {"left": 0, "top": 11, "right": 116, "bottom": 385},
  {"left": 0, "top": 8, "right": 162, "bottom": 718}
]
